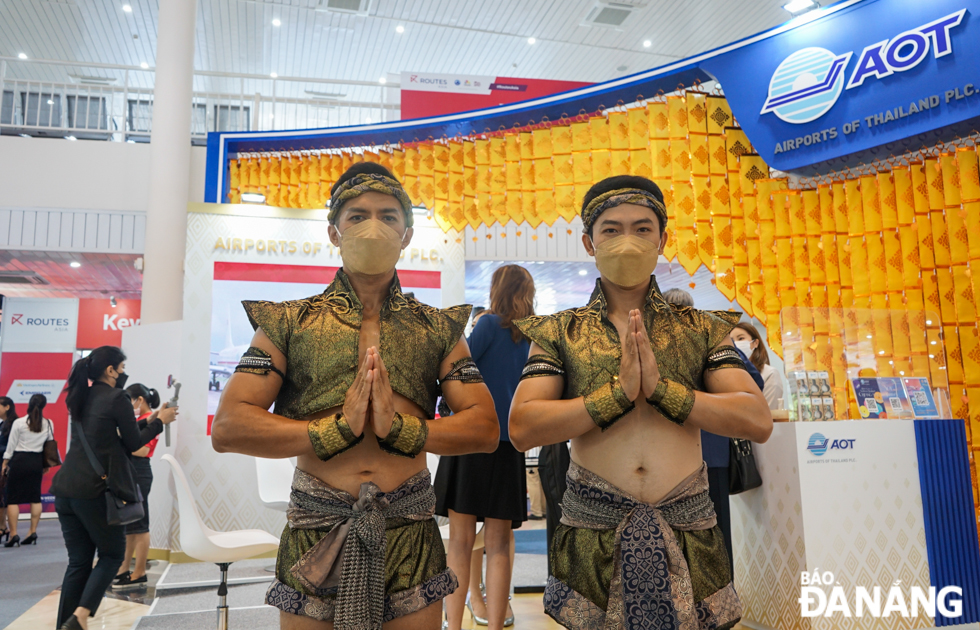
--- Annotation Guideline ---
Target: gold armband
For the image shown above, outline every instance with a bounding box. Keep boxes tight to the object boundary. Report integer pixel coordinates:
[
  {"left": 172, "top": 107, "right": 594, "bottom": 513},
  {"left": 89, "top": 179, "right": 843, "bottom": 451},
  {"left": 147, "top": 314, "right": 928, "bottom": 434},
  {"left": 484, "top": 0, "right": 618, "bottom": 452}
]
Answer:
[
  {"left": 308, "top": 413, "right": 363, "bottom": 461},
  {"left": 646, "top": 378, "right": 695, "bottom": 426},
  {"left": 378, "top": 413, "right": 428, "bottom": 458},
  {"left": 583, "top": 379, "right": 635, "bottom": 431}
]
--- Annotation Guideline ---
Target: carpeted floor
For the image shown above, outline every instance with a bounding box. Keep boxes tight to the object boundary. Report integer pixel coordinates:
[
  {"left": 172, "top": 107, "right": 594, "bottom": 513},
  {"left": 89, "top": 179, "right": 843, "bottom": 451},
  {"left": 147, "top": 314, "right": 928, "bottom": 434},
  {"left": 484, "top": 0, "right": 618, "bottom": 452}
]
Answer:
[
  {"left": 0, "top": 519, "right": 69, "bottom": 628},
  {"left": 514, "top": 528, "right": 547, "bottom": 555}
]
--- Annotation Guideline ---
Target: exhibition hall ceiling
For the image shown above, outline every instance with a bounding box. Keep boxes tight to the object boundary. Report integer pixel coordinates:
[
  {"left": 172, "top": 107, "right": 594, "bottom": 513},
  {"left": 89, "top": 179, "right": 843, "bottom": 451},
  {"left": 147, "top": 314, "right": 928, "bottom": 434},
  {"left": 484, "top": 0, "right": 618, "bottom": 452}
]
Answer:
[
  {"left": 0, "top": 250, "right": 142, "bottom": 299},
  {"left": 0, "top": 0, "right": 793, "bottom": 101}
]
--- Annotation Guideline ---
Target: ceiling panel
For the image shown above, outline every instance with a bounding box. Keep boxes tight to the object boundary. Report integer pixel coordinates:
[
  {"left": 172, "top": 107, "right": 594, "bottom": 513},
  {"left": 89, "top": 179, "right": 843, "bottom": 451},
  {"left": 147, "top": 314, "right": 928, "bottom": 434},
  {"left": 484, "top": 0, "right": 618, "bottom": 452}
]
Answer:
[
  {"left": 0, "top": 250, "right": 142, "bottom": 299},
  {"left": 0, "top": 0, "right": 796, "bottom": 104}
]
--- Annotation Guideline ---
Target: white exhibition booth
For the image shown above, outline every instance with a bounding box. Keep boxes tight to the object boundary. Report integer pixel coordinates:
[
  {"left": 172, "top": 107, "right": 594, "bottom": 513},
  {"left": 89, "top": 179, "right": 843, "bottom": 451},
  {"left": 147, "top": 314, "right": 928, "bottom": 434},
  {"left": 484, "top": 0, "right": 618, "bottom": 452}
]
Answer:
[{"left": 733, "top": 420, "right": 980, "bottom": 630}]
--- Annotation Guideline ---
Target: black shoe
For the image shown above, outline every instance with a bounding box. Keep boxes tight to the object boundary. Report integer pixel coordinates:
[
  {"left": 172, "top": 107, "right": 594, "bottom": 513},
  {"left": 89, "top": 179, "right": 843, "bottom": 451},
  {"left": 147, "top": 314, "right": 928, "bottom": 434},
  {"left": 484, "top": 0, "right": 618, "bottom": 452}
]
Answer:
[
  {"left": 22, "top": 533, "right": 37, "bottom": 545},
  {"left": 112, "top": 574, "right": 148, "bottom": 590},
  {"left": 59, "top": 614, "right": 84, "bottom": 630},
  {"left": 529, "top": 514, "right": 546, "bottom": 520},
  {"left": 112, "top": 571, "right": 132, "bottom": 587},
  {"left": 3, "top": 535, "right": 19, "bottom": 548},
  {"left": 0, "top": 529, "right": 9, "bottom": 542}
]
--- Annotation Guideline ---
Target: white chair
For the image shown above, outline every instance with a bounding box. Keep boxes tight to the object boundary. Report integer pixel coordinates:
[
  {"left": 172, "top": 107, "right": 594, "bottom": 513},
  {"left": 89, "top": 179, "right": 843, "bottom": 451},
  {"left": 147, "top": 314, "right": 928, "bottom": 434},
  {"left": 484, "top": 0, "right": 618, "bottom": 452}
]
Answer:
[
  {"left": 163, "top": 454, "right": 280, "bottom": 630},
  {"left": 255, "top": 457, "right": 295, "bottom": 571},
  {"left": 255, "top": 456, "right": 294, "bottom": 512}
]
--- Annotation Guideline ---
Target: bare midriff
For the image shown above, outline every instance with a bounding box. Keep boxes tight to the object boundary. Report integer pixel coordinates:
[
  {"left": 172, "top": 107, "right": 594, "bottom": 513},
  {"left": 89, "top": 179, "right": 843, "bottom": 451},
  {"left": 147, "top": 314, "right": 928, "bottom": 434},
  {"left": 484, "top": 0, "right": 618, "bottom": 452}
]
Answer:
[
  {"left": 570, "top": 408, "right": 703, "bottom": 505},
  {"left": 295, "top": 310, "right": 428, "bottom": 497}
]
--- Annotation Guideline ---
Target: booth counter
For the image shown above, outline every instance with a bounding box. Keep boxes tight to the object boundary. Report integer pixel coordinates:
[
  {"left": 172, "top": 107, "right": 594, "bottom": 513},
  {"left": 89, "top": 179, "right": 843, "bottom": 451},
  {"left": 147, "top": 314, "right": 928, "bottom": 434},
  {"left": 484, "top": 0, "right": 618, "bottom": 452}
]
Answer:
[{"left": 732, "top": 420, "right": 980, "bottom": 630}]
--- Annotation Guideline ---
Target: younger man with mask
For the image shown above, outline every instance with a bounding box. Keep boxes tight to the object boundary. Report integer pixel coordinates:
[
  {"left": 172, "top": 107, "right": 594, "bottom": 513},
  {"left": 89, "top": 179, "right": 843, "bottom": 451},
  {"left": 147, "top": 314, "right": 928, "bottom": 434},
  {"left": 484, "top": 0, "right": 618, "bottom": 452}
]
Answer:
[
  {"left": 212, "top": 163, "right": 499, "bottom": 630},
  {"left": 509, "top": 175, "right": 772, "bottom": 630}
]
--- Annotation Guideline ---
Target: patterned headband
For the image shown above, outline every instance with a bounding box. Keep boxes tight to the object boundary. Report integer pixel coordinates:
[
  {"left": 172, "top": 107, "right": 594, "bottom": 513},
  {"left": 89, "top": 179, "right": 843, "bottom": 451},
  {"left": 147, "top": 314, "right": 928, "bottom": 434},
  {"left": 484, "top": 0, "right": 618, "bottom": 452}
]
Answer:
[
  {"left": 581, "top": 188, "right": 668, "bottom": 233},
  {"left": 327, "top": 173, "right": 414, "bottom": 227}
]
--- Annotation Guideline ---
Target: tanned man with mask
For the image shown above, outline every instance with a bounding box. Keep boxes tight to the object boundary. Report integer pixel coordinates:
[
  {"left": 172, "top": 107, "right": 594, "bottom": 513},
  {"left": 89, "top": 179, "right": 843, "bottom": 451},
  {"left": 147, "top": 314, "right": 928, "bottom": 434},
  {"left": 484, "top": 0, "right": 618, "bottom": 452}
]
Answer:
[
  {"left": 509, "top": 175, "right": 772, "bottom": 630},
  {"left": 212, "top": 162, "right": 499, "bottom": 630}
]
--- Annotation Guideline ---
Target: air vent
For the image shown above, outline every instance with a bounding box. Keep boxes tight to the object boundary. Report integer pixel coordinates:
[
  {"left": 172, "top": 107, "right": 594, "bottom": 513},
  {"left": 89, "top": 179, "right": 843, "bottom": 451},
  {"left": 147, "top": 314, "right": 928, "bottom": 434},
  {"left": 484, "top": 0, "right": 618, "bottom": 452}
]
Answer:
[
  {"left": 316, "top": 0, "right": 371, "bottom": 16},
  {"left": 68, "top": 74, "right": 117, "bottom": 86},
  {"left": 582, "top": 1, "right": 649, "bottom": 28},
  {"left": 304, "top": 89, "right": 348, "bottom": 100},
  {"left": 0, "top": 270, "right": 48, "bottom": 285}
]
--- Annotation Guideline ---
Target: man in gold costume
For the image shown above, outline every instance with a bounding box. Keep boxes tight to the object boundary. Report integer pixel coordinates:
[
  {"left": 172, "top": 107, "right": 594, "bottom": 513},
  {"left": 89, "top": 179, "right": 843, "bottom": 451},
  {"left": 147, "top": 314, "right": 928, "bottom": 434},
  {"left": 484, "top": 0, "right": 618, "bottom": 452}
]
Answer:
[
  {"left": 510, "top": 175, "right": 772, "bottom": 630},
  {"left": 211, "top": 163, "right": 499, "bottom": 630}
]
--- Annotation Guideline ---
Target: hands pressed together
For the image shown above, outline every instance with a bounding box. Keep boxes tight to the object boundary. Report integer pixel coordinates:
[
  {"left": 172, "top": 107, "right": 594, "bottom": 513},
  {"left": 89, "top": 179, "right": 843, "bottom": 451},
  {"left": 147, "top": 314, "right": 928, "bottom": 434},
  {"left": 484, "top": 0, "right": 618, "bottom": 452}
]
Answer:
[
  {"left": 618, "top": 309, "right": 661, "bottom": 402},
  {"left": 344, "top": 347, "right": 395, "bottom": 439}
]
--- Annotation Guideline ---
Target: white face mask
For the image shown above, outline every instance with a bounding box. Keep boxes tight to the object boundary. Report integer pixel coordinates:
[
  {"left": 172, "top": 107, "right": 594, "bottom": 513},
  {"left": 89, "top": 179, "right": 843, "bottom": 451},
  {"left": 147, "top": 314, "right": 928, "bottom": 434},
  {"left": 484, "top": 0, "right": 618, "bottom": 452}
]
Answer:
[{"left": 734, "top": 339, "right": 754, "bottom": 357}]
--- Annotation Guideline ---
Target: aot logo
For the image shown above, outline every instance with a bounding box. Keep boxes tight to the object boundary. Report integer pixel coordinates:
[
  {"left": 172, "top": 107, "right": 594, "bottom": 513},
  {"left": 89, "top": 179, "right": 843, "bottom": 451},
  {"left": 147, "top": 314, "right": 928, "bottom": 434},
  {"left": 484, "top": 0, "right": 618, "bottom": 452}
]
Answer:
[
  {"left": 807, "top": 432, "right": 829, "bottom": 456},
  {"left": 807, "top": 432, "right": 856, "bottom": 457},
  {"left": 761, "top": 9, "right": 965, "bottom": 124},
  {"left": 10, "top": 314, "right": 24, "bottom": 325}
]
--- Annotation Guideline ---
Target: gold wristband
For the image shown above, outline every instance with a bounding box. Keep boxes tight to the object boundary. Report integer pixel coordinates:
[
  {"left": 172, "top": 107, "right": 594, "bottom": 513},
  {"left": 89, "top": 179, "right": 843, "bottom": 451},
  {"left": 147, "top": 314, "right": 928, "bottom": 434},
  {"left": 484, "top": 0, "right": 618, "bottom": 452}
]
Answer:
[
  {"left": 583, "top": 379, "right": 635, "bottom": 431},
  {"left": 308, "top": 413, "right": 363, "bottom": 461},
  {"left": 378, "top": 412, "right": 428, "bottom": 458},
  {"left": 646, "top": 378, "right": 695, "bottom": 426}
]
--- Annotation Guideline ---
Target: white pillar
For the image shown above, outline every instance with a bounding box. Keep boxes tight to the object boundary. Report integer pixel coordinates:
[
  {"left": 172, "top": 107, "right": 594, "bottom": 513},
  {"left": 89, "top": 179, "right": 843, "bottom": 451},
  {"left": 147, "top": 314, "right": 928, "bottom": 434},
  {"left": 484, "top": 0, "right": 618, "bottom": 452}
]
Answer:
[{"left": 141, "top": 0, "right": 197, "bottom": 324}]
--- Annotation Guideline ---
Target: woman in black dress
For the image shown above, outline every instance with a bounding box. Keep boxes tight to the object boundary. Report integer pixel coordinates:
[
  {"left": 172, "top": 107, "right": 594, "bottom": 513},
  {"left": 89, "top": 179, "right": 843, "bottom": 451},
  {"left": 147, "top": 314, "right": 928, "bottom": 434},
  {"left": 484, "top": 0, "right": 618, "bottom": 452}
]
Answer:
[
  {"left": 112, "top": 383, "right": 162, "bottom": 590},
  {"left": 0, "top": 396, "right": 18, "bottom": 542},
  {"left": 2, "top": 394, "right": 51, "bottom": 547},
  {"left": 436, "top": 265, "right": 535, "bottom": 630}
]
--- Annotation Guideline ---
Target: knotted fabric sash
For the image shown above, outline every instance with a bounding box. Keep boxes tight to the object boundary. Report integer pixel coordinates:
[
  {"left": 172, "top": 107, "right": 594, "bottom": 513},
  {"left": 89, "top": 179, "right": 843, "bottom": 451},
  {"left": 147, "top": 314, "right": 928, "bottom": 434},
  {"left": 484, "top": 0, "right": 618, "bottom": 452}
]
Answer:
[
  {"left": 286, "top": 468, "right": 436, "bottom": 630},
  {"left": 558, "top": 462, "right": 734, "bottom": 630}
]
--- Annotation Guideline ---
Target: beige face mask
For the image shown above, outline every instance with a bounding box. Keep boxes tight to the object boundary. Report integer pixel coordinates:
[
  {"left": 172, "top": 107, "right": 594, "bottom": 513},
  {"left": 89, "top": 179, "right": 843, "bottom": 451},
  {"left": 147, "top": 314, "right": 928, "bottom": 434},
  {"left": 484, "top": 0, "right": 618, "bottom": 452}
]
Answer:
[
  {"left": 340, "top": 220, "right": 404, "bottom": 275},
  {"left": 593, "top": 234, "right": 659, "bottom": 288}
]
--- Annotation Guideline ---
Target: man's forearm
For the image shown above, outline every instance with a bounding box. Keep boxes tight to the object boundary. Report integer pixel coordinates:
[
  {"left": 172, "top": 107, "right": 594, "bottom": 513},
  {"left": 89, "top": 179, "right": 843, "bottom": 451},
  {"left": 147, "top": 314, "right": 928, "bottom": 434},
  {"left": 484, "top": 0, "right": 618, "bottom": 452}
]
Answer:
[
  {"left": 682, "top": 391, "right": 773, "bottom": 442},
  {"left": 424, "top": 403, "right": 499, "bottom": 455},
  {"left": 211, "top": 403, "right": 315, "bottom": 458},
  {"left": 509, "top": 398, "right": 596, "bottom": 452}
]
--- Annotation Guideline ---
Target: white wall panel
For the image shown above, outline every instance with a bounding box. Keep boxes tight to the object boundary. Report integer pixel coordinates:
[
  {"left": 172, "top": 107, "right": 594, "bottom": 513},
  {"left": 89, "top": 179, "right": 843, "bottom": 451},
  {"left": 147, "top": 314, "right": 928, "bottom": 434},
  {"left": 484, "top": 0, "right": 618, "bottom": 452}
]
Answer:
[{"left": 0, "top": 208, "right": 146, "bottom": 254}]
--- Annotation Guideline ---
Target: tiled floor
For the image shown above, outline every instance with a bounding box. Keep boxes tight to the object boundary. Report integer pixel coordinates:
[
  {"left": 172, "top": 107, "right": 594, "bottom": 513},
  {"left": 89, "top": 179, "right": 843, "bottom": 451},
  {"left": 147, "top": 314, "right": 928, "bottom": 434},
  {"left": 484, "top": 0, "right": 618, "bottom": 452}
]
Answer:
[{"left": 4, "top": 589, "right": 149, "bottom": 630}]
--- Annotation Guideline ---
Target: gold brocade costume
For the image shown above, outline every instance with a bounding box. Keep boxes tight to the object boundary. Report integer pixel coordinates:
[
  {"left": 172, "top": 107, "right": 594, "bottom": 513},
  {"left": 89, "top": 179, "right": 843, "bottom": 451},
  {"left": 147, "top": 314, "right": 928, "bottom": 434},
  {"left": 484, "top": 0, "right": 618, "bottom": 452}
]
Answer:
[
  {"left": 514, "top": 276, "right": 740, "bottom": 398},
  {"left": 515, "top": 277, "right": 743, "bottom": 630},
  {"left": 243, "top": 269, "right": 471, "bottom": 420},
  {"left": 243, "top": 269, "right": 469, "bottom": 626}
]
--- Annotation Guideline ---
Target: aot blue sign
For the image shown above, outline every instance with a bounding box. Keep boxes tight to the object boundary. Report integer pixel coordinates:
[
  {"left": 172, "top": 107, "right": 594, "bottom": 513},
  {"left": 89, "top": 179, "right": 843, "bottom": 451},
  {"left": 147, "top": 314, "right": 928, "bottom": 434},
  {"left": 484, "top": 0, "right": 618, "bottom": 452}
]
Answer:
[{"left": 700, "top": 0, "right": 980, "bottom": 171}]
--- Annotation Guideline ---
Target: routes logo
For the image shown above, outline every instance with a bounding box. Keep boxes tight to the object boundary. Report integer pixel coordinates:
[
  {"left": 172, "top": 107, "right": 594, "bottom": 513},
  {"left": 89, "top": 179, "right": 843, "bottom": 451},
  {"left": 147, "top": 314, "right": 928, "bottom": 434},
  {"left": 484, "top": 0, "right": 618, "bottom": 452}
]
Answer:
[{"left": 761, "top": 9, "right": 965, "bottom": 124}]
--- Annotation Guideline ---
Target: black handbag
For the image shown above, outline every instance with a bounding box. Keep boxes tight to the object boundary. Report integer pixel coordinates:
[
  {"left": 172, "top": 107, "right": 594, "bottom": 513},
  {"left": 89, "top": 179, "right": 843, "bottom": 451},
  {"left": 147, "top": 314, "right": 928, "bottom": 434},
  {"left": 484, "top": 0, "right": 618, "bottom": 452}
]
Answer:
[
  {"left": 71, "top": 421, "right": 144, "bottom": 526},
  {"left": 728, "top": 438, "right": 763, "bottom": 495},
  {"left": 42, "top": 420, "right": 62, "bottom": 470}
]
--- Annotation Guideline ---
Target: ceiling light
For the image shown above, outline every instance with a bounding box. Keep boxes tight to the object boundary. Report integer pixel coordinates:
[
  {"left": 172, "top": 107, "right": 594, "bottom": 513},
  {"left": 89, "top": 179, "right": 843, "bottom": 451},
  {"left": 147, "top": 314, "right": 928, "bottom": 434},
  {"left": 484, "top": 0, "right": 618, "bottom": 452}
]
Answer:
[
  {"left": 926, "top": 320, "right": 932, "bottom": 325},
  {"left": 378, "top": 77, "right": 386, "bottom": 84},
  {"left": 18, "top": 133, "right": 30, "bottom": 138},
  {"left": 272, "top": 18, "right": 281, "bottom": 26},
  {"left": 527, "top": 37, "right": 536, "bottom": 45},
  {"left": 70, "top": 261, "right": 81, "bottom": 268},
  {"left": 18, "top": 53, "right": 27, "bottom": 60},
  {"left": 110, "top": 296, "right": 117, "bottom": 308},
  {"left": 643, "top": 40, "right": 651, "bottom": 48},
  {"left": 241, "top": 192, "right": 266, "bottom": 204},
  {"left": 879, "top": 350, "right": 885, "bottom": 355},
  {"left": 578, "top": 269, "right": 588, "bottom": 276},
  {"left": 782, "top": 0, "right": 818, "bottom": 15},
  {"left": 396, "top": 25, "right": 404, "bottom": 33},
  {"left": 866, "top": 335, "right": 872, "bottom": 339},
  {"left": 122, "top": 4, "right": 132, "bottom": 12},
  {"left": 270, "top": 72, "right": 278, "bottom": 78},
  {"left": 140, "top": 62, "right": 149, "bottom": 69},
  {"left": 365, "top": 117, "right": 372, "bottom": 123},
  {"left": 47, "top": 99, "right": 54, "bottom": 105},
  {"left": 66, "top": 135, "right": 77, "bottom": 141}
]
